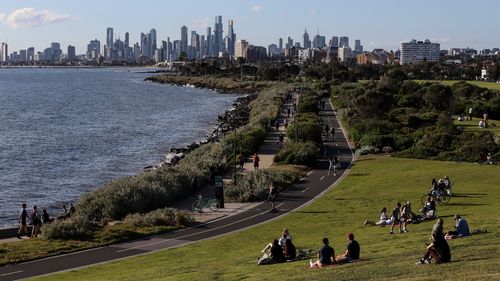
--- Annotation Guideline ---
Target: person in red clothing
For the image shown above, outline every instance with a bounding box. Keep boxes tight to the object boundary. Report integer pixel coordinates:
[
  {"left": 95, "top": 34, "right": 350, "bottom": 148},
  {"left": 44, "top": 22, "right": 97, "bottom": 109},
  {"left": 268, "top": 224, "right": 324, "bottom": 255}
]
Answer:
[{"left": 253, "top": 153, "right": 260, "bottom": 171}]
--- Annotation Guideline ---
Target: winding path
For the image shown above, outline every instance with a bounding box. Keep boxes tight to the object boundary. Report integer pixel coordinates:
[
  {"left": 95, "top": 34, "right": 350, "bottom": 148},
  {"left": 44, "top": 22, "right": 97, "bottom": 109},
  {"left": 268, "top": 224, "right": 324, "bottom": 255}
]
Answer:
[{"left": 0, "top": 97, "right": 354, "bottom": 280}]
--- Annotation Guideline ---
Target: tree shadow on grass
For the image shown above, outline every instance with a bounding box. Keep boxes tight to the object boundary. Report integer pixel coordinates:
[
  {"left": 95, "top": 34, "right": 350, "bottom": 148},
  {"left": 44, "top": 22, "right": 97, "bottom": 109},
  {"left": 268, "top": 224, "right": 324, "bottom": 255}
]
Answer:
[{"left": 443, "top": 202, "right": 486, "bottom": 207}]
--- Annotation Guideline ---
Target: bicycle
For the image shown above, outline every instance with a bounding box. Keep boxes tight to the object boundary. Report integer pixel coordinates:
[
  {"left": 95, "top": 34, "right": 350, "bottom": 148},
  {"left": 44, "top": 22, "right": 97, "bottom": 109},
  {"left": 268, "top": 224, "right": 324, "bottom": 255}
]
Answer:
[
  {"left": 420, "top": 191, "right": 451, "bottom": 205},
  {"left": 192, "top": 195, "right": 220, "bottom": 213}
]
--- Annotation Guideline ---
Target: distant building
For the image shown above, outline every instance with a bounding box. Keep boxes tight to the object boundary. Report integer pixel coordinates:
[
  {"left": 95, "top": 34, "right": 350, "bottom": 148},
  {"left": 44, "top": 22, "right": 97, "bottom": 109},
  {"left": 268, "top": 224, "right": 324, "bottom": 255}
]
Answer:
[
  {"left": 400, "top": 39, "right": 440, "bottom": 64},
  {"left": 235, "top": 39, "right": 249, "bottom": 59},
  {"left": 330, "top": 36, "right": 339, "bottom": 48},
  {"left": 338, "top": 46, "right": 352, "bottom": 62},
  {"left": 302, "top": 29, "right": 311, "bottom": 49},
  {"left": 339, "top": 36, "right": 349, "bottom": 47},
  {"left": 246, "top": 45, "right": 267, "bottom": 63},
  {"left": 268, "top": 44, "right": 280, "bottom": 57},
  {"left": 67, "top": 45, "right": 76, "bottom": 61},
  {"left": 354, "top": 40, "right": 363, "bottom": 52},
  {"left": 0, "top": 42, "right": 8, "bottom": 62}
]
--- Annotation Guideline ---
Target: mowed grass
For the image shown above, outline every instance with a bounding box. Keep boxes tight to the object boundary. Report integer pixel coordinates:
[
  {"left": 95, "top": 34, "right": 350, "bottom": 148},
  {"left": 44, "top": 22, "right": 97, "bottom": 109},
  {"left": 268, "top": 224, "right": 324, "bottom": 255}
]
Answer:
[
  {"left": 453, "top": 117, "right": 500, "bottom": 138},
  {"left": 32, "top": 156, "right": 500, "bottom": 281},
  {"left": 415, "top": 80, "right": 500, "bottom": 91}
]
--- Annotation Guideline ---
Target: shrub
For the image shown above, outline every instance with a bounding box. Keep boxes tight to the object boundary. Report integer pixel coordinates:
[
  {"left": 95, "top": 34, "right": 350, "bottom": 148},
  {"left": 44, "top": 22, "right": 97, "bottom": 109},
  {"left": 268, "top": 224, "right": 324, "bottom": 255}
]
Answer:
[
  {"left": 274, "top": 142, "right": 320, "bottom": 167},
  {"left": 224, "top": 170, "right": 272, "bottom": 202},
  {"left": 42, "top": 219, "right": 95, "bottom": 240},
  {"left": 124, "top": 208, "right": 177, "bottom": 227}
]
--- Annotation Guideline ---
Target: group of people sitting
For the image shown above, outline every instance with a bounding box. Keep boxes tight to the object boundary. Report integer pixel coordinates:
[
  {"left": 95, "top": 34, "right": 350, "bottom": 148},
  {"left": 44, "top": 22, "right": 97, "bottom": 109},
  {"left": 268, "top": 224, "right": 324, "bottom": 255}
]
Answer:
[
  {"left": 309, "top": 233, "right": 360, "bottom": 268},
  {"left": 260, "top": 229, "right": 296, "bottom": 264},
  {"left": 416, "top": 215, "right": 471, "bottom": 265}
]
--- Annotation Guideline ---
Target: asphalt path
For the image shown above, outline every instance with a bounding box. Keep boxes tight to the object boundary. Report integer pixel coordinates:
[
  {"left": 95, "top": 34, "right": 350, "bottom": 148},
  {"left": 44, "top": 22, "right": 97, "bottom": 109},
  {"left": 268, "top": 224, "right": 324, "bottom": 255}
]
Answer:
[{"left": 0, "top": 97, "right": 354, "bottom": 281}]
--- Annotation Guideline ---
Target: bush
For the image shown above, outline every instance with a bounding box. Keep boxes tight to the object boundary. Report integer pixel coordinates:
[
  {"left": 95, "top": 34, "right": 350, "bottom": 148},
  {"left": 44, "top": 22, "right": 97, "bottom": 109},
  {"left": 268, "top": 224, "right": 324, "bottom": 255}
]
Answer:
[
  {"left": 124, "top": 208, "right": 177, "bottom": 227},
  {"left": 224, "top": 170, "right": 272, "bottom": 202},
  {"left": 42, "top": 219, "right": 95, "bottom": 240},
  {"left": 274, "top": 142, "right": 320, "bottom": 167}
]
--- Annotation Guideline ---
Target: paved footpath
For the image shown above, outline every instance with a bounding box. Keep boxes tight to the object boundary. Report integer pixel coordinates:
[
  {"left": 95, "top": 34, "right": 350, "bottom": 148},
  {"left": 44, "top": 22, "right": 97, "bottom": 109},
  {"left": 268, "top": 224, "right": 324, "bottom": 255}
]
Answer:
[{"left": 0, "top": 95, "right": 354, "bottom": 281}]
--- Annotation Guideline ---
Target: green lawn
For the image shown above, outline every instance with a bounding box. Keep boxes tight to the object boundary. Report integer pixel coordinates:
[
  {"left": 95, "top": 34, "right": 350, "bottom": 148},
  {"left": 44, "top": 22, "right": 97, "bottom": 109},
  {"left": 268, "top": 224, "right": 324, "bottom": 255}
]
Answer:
[
  {"left": 454, "top": 117, "right": 500, "bottom": 138},
  {"left": 32, "top": 156, "right": 500, "bottom": 281},
  {"left": 415, "top": 80, "right": 500, "bottom": 91}
]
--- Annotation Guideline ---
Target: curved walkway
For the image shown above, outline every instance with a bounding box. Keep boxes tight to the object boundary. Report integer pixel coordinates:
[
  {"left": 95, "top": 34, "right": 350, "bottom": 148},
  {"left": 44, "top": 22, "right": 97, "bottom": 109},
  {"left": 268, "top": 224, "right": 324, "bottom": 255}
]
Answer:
[{"left": 0, "top": 96, "right": 354, "bottom": 280}]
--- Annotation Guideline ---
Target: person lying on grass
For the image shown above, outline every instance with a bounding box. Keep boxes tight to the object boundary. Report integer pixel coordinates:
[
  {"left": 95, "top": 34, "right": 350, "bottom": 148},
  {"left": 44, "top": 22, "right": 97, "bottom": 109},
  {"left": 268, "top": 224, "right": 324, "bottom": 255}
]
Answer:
[
  {"left": 310, "top": 238, "right": 335, "bottom": 268},
  {"left": 336, "top": 233, "right": 360, "bottom": 264}
]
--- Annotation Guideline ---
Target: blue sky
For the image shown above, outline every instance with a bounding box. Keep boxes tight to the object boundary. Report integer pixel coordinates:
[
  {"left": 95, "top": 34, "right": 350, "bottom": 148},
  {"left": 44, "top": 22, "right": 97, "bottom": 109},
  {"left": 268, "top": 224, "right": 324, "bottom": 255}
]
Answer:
[{"left": 1, "top": 0, "right": 499, "bottom": 54}]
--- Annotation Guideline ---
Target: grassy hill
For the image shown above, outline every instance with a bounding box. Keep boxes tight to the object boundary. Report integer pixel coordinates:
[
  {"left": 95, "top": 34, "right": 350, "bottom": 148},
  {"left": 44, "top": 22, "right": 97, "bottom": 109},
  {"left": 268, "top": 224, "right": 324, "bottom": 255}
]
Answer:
[{"left": 34, "top": 156, "right": 500, "bottom": 281}]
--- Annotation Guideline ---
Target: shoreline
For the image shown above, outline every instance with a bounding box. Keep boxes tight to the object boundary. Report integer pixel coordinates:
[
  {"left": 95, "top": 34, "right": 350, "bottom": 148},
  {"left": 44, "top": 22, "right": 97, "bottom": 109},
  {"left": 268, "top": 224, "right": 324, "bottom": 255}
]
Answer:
[{"left": 0, "top": 76, "right": 256, "bottom": 231}]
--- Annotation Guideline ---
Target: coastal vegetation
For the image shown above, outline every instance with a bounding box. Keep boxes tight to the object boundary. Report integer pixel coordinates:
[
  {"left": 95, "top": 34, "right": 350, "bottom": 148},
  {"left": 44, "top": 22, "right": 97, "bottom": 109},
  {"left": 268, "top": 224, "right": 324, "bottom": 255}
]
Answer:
[
  {"left": 333, "top": 71, "right": 500, "bottom": 162},
  {"left": 34, "top": 156, "right": 500, "bottom": 281}
]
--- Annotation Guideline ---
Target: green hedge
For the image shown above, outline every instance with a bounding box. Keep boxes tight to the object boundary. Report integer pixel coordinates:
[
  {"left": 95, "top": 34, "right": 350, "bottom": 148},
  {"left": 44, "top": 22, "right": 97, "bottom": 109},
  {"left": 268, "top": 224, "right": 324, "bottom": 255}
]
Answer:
[{"left": 274, "top": 142, "right": 321, "bottom": 166}]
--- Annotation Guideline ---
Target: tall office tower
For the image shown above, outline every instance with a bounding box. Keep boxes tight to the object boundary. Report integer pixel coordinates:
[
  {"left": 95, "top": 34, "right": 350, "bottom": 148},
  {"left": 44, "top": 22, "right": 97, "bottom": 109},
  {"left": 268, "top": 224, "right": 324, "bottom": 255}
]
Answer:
[
  {"left": 400, "top": 39, "right": 440, "bottom": 64},
  {"left": 43, "top": 48, "right": 53, "bottom": 62},
  {"left": 106, "top": 28, "right": 114, "bottom": 48},
  {"left": 278, "top": 38, "right": 283, "bottom": 51},
  {"left": 161, "top": 40, "right": 167, "bottom": 61},
  {"left": 312, "top": 31, "right": 326, "bottom": 49},
  {"left": 0, "top": 42, "right": 8, "bottom": 62},
  {"left": 133, "top": 42, "right": 141, "bottom": 60},
  {"left": 106, "top": 27, "right": 114, "bottom": 59},
  {"left": 19, "top": 50, "right": 27, "bottom": 62},
  {"left": 200, "top": 35, "right": 206, "bottom": 57},
  {"left": 67, "top": 45, "right": 76, "bottom": 61},
  {"left": 87, "top": 39, "right": 100, "bottom": 59},
  {"left": 27, "top": 47, "right": 35, "bottom": 61},
  {"left": 206, "top": 27, "right": 212, "bottom": 57},
  {"left": 339, "top": 36, "right": 349, "bottom": 47},
  {"left": 331, "top": 36, "right": 339, "bottom": 47},
  {"left": 302, "top": 29, "right": 311, "bottom": 49},
  {"left": 124, "top": 32, "right": 130, "bottom": 59},
  {"left": 227, "top": 19, "right": 236, "bottom": 56},
  {"left": 166, "top": 37, "right": 173, "bottom": 61},
  {"left": 354, "top": 40, "right": 363, "bottom": 52},
  {"left": 235, "top": 39, "right": 248, "bottom": 59},
  {"left": 191, "top": 31, "right": 200, "bottom": 59},
  {"left": 140, "top": 32, "right": 148, "bottom": 58},
  {"left": 286, "top": 37, "right": 293, "bottom": 49},
  {"left": 149, "top": 28, "right": 157, "bottom": 60},
  {"left": 173, "top": 40, "right": 181, "bottom": 60},
  {"left": 180, "top": 25, "right": 188, "bottom": 55},
  {"left": 51, "top": 42, "right": 62, "bottom": 61},
  {"left": 214, "top": 16, "right": 223, "bottom": 56}
]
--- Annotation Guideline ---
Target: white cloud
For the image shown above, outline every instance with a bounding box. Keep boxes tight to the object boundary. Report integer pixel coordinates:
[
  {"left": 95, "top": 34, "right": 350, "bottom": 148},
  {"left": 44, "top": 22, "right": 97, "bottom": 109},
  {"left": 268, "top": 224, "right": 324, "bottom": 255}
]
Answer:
[
  {"left": 192, "top": 17, "right": 209, "bottom": 29},
  {"left": 309, "top": 9, "right": 316, "bottom": 15},
  {"left": 0, "top": 7, "right": 70, "bottom": 29},
  {"left": 251, "top": 5, "right": 263, "bottom": 12}
]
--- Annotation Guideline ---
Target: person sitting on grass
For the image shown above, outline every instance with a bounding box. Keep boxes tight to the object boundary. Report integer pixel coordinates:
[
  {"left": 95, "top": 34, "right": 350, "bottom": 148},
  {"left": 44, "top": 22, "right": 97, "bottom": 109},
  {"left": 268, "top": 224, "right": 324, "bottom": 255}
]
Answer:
[
  {"left": 417, "top": 234, "right": 451, "bottom": 265},
  {"left": 389, "top": 202, "right": 402, "bottom": 234},
  {"left": 364, "top": 207, "right": 393, "bottom": 226},
  {"left": 419, "top": 196, "right": 436, "bottom": 220},
  {"left": 336, "top": 233, "right": 360, "bottom": 263},
  {"left": 284, "top": 238, "right": 297, "bottom": 260},
  {"left": 270, "top": 239, "right": 286, "bottom": 263},
  {"left": 446, "top": 215, "right": 471, "bottom": 239},
  {"left": 310, "top": 238, "right": 336, "bottom": 268},
  {"left": 278, "top": 228, "right": 292, "bottom": 248}
]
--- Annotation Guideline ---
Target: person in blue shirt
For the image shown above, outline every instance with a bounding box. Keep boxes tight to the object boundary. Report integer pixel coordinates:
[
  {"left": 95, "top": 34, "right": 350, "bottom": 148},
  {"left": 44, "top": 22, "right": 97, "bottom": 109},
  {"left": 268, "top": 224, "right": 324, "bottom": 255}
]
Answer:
[
  {"left": 310, "top": 238, "right": 335, "bottom": 268},
  {"left": 447, "top": 215, "right": 471, "bottom": 238}
]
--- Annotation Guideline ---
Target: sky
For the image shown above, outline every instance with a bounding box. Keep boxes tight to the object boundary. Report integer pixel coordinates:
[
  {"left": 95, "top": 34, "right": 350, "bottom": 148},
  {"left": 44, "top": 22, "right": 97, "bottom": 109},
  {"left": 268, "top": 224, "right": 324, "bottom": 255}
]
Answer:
[{"left": 1, "top": 0, "right": 499, "bottom": 54}]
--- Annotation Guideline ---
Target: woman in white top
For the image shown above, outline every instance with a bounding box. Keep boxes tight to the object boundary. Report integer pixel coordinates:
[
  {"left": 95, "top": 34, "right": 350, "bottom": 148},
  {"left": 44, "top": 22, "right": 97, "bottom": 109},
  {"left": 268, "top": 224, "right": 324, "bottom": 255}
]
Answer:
[{"left": 364, "top": 207, "right": 393, "bottom": 226}]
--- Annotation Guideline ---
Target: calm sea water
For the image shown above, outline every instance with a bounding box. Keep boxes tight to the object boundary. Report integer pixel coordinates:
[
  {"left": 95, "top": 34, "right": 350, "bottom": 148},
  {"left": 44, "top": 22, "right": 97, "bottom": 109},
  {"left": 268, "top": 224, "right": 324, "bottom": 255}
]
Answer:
[{"left": 0, "top": 68, "right": 238, "bottom": 228}]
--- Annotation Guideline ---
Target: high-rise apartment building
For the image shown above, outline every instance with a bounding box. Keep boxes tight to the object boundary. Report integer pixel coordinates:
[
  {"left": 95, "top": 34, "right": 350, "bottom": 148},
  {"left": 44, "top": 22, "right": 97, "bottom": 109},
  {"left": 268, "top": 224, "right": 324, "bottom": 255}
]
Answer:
[
  {"left": 338, "top": 46, "right": 352, "bottom": 62},
  {"left": 106, "top": 27, "right": 113, "bottom": 59},
  {"left": 149, "top": 28, "right": 157, "bottom": 60},
  {"left": 27, "top": 47, "right": 35, "bottom": 61},
  {"left": 278, "top": 38, "right": 283, "bottom": 51},
  {"left": 400, "top": 39, "right": 440, "bottom": 64},
  {"left": 0, "top": 42, "right": 8, "bottom": 62},
  {"left": 354, "top": 40, "right": 363, "bottom": 52},
  {"left": 87, "top": 39, "right": 100, "bottom": 60},
  {"left": 330, "top": 36, "right": 339, "bottom": 48}
]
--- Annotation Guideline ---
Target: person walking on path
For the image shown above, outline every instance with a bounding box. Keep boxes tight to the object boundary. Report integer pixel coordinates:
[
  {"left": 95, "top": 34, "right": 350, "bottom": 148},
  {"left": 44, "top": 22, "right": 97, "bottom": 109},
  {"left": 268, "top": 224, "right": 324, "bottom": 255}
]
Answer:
[
  {"left": 30, "top": 205, "right": 42, "bottom": 238},
  {"left": 253, "top": 153, "right": 260, "bottom": 171},
  {"left": 268, "top": 182, "right": 278, "bottom": 212},
  {"left": 17, "top": 203, "right": 29, "bottom": 239}
]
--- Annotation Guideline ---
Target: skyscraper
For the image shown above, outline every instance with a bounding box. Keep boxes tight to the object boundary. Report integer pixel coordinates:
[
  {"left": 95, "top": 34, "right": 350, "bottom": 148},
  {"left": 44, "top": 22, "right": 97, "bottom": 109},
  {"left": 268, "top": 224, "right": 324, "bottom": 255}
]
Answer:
[
  {"left": 206, "top": 27, "right": 212, "bottom": 57},
  {"left": 87, "top": 39, "right": 100, "bottom": 60},
  {"left": 149, "top": 28, "right": 157, "bottom": 60},
  {"left": 279, "top": 38, "right": 283, "bottom": 51},
  {"left": 330, "top": 36, "right": 339, "bottom": 48},
  {"left": 302, "top": 29, "right": 311, "bottom": 49},
  {"left": 106, "top": 27, "right": 114, "bottom": 59},
  {"left": 214, "top": 16, "right": 224, "bottom": 56},
  {"left": 67, "top": 45, "right": 76, "bottom": 61},
  {"left": 27, "top": 47, "right": 35, "bottom": 61},
  {"left": 0, "top": 42, "right": 8, "bottom": 62},
  {"left": 181, "top": 26, "right": 188, "bottom": 55},
  {"left": 354, "top": 40, "right": 363, "bottom": 52},
  {"left": 227, "top": 19, "right": 236, "bottom": 56},
  {"left": 339, "top": 36, "right": 349, "bottom": 47}
]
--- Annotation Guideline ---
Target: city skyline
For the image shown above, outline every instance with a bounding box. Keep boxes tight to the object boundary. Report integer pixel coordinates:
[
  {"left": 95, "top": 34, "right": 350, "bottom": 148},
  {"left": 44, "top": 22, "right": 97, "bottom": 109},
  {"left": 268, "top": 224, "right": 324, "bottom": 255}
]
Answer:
[{"left": 1, "top": 0, "right": 500, "bottom": 54}]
